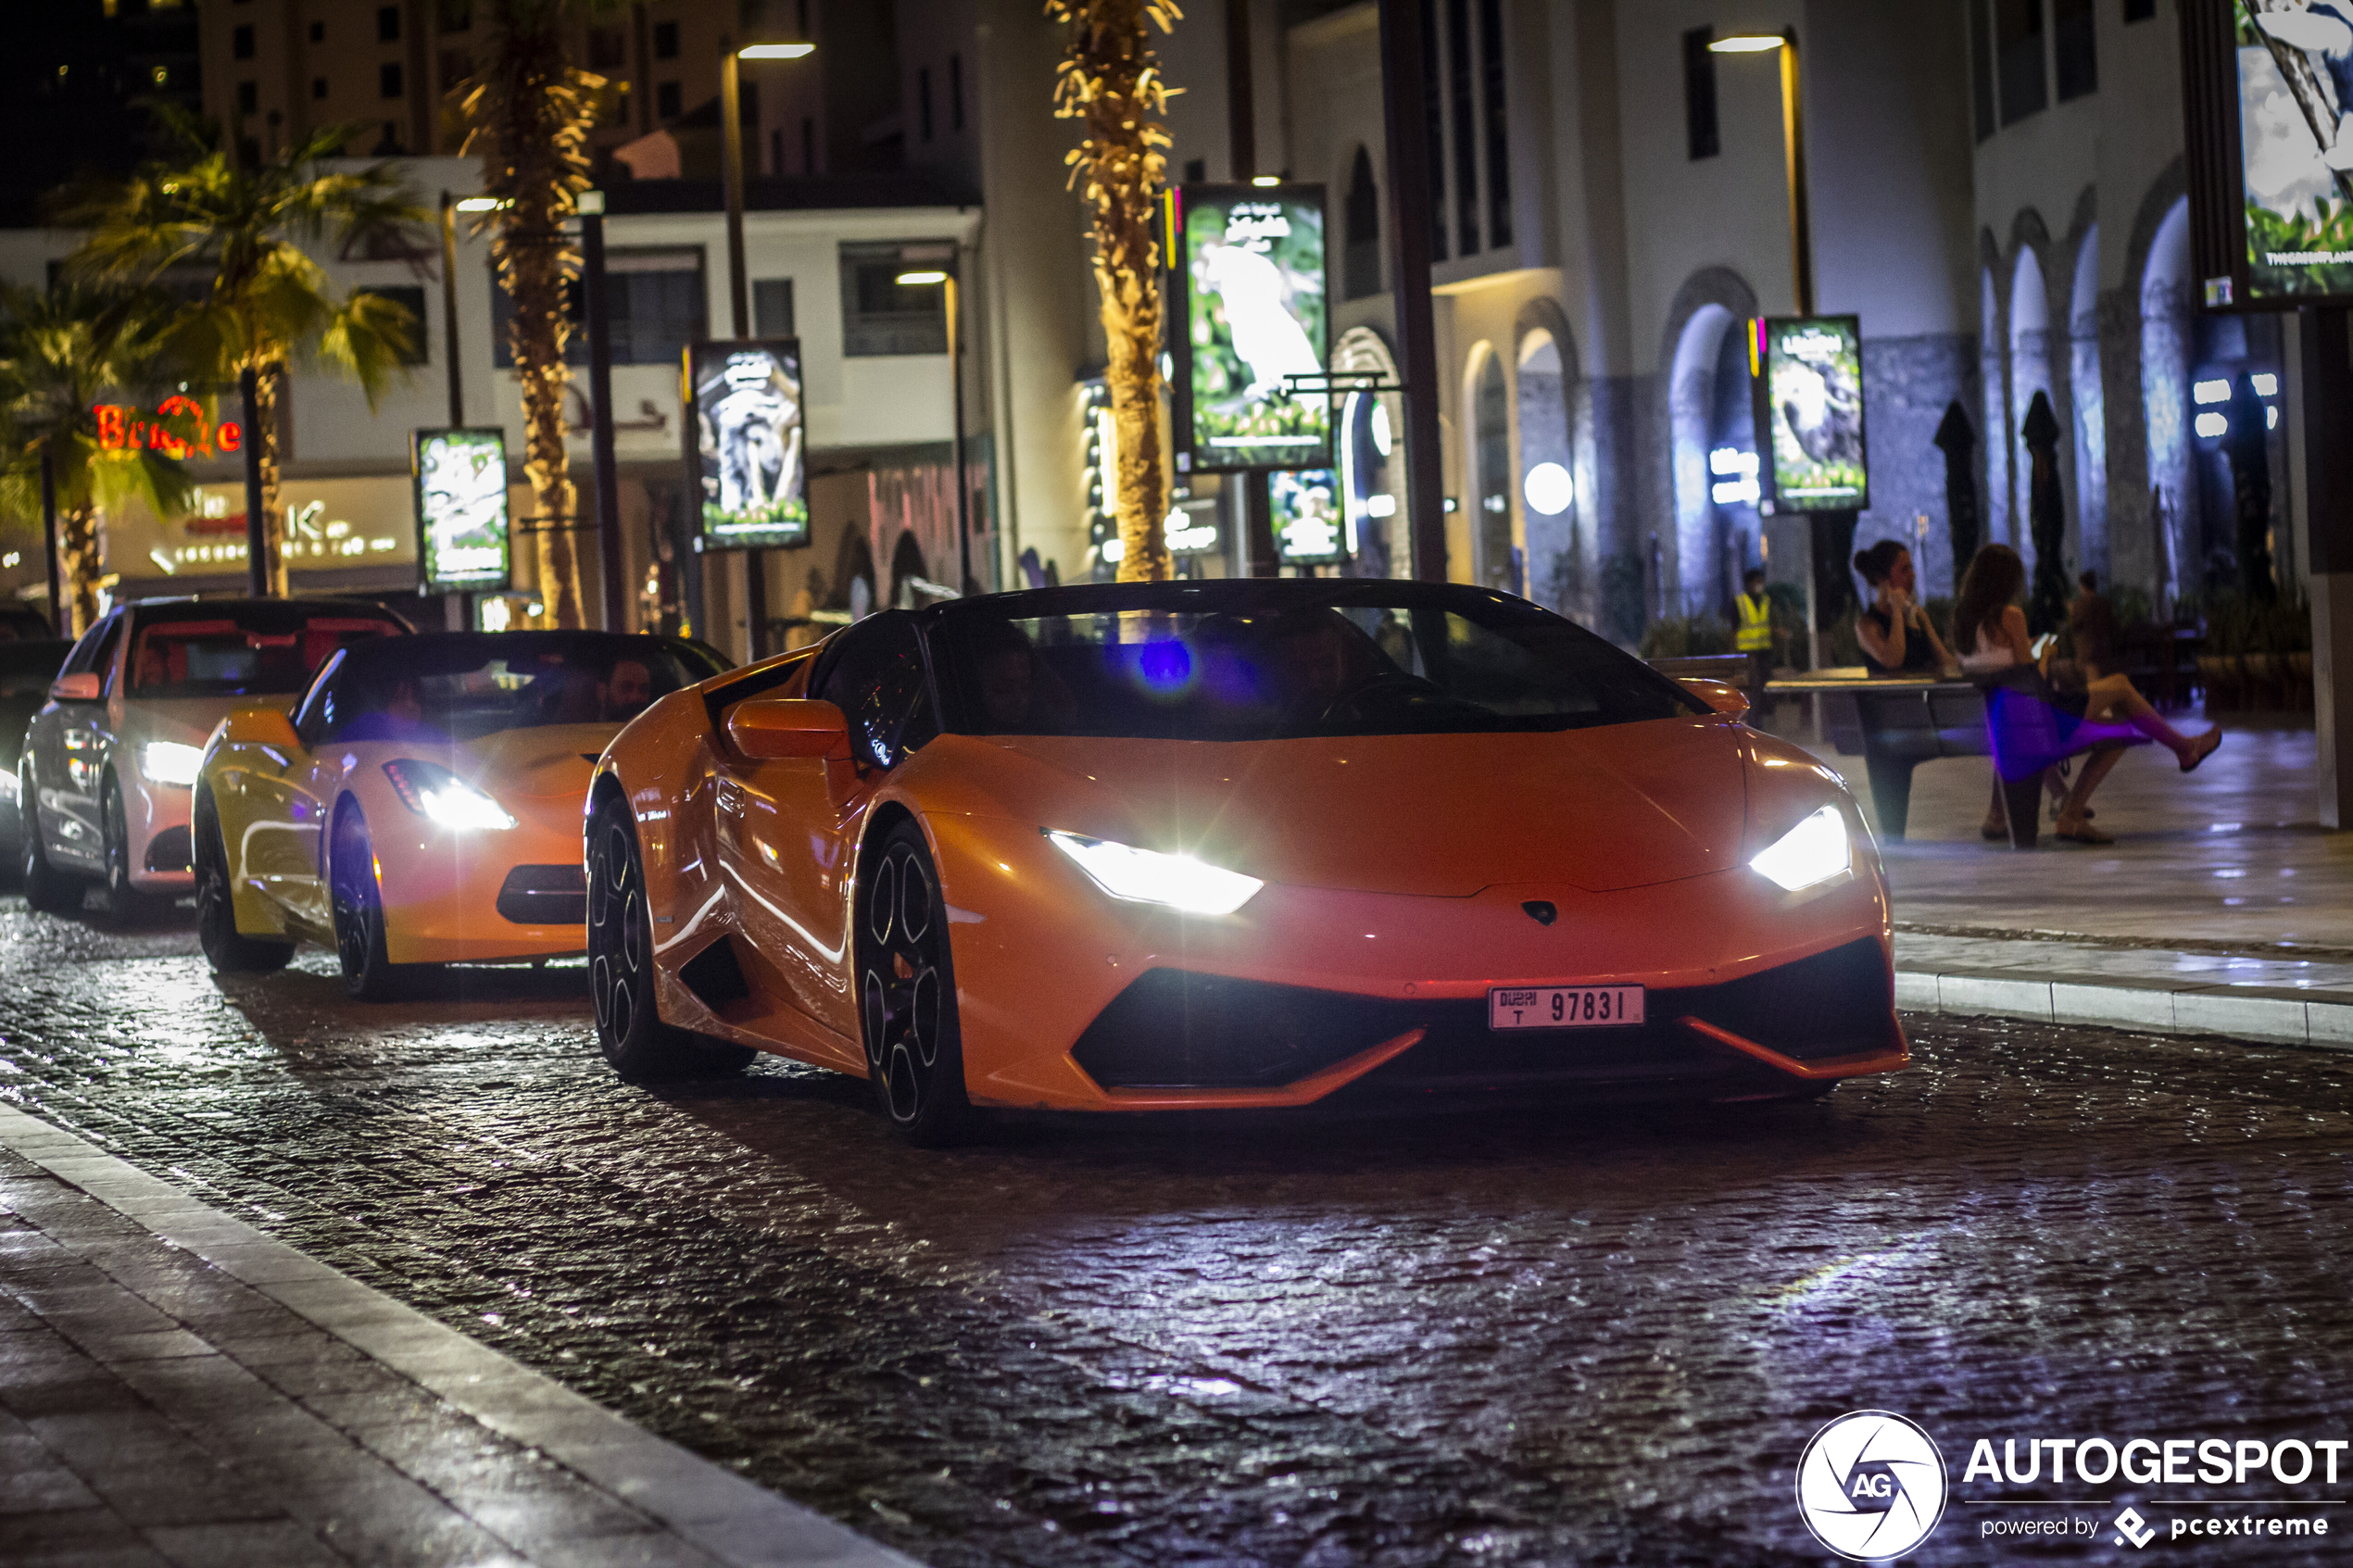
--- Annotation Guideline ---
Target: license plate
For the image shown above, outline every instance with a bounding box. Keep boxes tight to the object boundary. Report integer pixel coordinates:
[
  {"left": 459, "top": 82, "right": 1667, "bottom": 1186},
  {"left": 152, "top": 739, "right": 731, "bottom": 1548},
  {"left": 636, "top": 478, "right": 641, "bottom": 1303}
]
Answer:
[{"left": 1488, "top": 985, "right": 1646, "bottom": 1031}]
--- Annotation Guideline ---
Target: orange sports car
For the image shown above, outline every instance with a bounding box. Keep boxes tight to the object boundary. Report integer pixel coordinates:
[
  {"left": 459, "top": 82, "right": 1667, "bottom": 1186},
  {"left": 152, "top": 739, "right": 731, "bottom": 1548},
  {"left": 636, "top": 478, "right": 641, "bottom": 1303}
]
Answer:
[
  {"left": 585, "top": 581, "right": 1905, "bottom": 1143},
  {"left": 196, "top": 630, "right": 727, "bottom": 997}
]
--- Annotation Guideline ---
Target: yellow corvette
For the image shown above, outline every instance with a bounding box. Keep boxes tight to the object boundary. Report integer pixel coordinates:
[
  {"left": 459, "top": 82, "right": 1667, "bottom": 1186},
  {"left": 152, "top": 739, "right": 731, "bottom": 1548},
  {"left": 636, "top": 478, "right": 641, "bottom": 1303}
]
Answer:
[{"left": 195, "top": 631, "right": 727, "bottom": 997}]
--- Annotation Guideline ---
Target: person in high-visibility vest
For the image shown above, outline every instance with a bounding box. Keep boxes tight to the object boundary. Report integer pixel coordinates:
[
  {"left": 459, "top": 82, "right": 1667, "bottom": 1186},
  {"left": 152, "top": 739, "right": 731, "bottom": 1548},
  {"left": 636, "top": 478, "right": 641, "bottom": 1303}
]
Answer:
[{"left": 1735, "top": 568, "right": 1774, "bottom": 713}]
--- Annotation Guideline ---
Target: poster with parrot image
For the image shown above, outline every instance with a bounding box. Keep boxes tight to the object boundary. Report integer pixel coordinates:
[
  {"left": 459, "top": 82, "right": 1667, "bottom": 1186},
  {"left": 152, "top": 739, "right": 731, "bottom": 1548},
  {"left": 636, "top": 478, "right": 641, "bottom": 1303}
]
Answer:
[{"left": 1176, "top": 185, "right": 1332, "bottom": 472}]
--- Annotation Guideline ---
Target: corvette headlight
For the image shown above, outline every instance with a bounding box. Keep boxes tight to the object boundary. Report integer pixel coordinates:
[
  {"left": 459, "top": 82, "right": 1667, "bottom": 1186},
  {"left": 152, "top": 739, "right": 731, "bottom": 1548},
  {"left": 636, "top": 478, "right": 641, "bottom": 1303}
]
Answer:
[
  {"left": 1044, "top": 829, "right": 1264, "bottom": 915},
  {"left": 1750, "top": 804, "right": 1849, "bottom": 891},
  {"left": 383, "top": 759, "right": 516, "bottom": 831},
  {"left": 140, "top": 741, "right": 204, "bottom": 787}
]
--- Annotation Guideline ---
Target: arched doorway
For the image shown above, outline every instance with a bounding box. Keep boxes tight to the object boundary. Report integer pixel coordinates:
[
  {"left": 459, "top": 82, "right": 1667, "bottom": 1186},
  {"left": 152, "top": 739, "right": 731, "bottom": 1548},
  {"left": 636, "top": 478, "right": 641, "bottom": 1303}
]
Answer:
[
  {"left": 2008, "top": 244, "right": 2053, "bottom": 581},
  {"left": 2070, "top": 225, "right": 2108, "bottom": 580},
  {"left": 2141, "top": 197, "right": 2192, "bottom": 608},
  {"left": 1981, "top": 266, "right": 2009, "bottom": 556},
  {"left": 1516, "top": 330, "right": 1572, "bottom": 610},
  {"left": 888, "top": 531, "right": 928, "bottom": 609},
  {"left": 1467, "top": 345, "right": 1516, "bottom": 593},
  {"left": 1668, "top": 304, "right": 1743, "bottom": 620},
  {"left": 1334, "top": 325, "right": 1404, "bottom": 577}
]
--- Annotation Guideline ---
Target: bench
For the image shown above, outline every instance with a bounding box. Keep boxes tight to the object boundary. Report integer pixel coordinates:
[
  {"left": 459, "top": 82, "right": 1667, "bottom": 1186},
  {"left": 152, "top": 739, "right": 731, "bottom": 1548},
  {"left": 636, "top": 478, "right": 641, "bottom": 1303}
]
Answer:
[{"left": 1766, "top": 673, "right": 1990, "bottom": 841}]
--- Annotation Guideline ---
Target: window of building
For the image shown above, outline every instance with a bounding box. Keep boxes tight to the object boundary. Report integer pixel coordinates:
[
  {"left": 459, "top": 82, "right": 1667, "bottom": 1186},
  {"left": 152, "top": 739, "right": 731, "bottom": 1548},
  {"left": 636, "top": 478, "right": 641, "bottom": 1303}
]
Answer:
[
  {"left": 1478, "top": 0, "right": 1511, "bottom": 247},
  {"left": 587, "top": 27, "right": 626, "bottom": 69},
  {"left": 1343, "top": 146, "right": 1381, "bottom": 300},
  {"left": 1996, "top": 0, "right": 2047, "bottom": 125},
  {"left": 657, "top": 81, "right": 681, "bottom": 120},
  {"left": 1446, "top": 0, "right": 1478, "bottom": 255},
  {"left": 490, "top": 248, "right": 706, "bottom": 368},
  {"left": 1182, "top": 157, "right": 1205, "bottom": 183},
  {"left": 438, "top": 0, "right": 473, "bottom": 31},
  {"left": 236, "top": 80, "right": 258, "bottom": 113},
  {"left": 1969, "top": 0, "right": 1996, "bottom": 141},
  {"left": 653, "top": 20, "right": 678, "bottom": 60},
  {"left": 918, "top": 66, "right": 933, "bottom": 142},
  {"left": 1422, "top": 0, "right": 1446, "bottom": 262},
  {"left": 440, "top": 50, "right": 472, "bottom": 90},
  {"left": 1683, "top": 26, "right": 1719, "bottom": 160},
  {"left": 381, "top": 62, "right": 404, "bottom": 99},
  {"left": 311, "top": 77, "right": 327, "bottom": 100},
  {"left": 377, "top": 5, "right": 400, "bottom": 43},
  {"left": 755, "top": 278, "right": 795, "bottom": 339},
  {"left": 839, "top": 243, "right": 949, "bottom": 357},
  {"left": 950, "top": 54, "right": 963, "bottom": 132},
  {"left": 358, "top": 286, "right": 428, "bottom": 366},
  {"left": 2056, "top": 0, "right": 2096, "bottom": 98},
  {"left": 233, "top": 23, "right": 254, "bottom": 59},
  {"left": 308, "top": 19, "right": 324, "bottom": 43},
  {"left": 2123, "top": 0, "right": 2156, "bottom": 19}
]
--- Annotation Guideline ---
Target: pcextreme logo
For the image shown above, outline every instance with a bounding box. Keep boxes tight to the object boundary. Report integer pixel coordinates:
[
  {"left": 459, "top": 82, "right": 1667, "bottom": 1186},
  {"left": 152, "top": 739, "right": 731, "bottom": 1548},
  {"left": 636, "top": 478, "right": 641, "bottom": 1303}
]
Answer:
[{"left": 1795, "top": 1411, "right": 1951, "bottom": 1561}]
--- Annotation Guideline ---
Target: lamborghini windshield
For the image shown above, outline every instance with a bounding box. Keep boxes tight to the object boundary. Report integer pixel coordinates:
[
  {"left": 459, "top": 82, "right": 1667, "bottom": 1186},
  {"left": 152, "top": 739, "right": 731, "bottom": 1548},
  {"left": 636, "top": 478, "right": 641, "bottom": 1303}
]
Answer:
[
  {"left": 297, "top": 632, "right": 727, "bottom": 746},
  {"left": 931, "top": 583, "right": 1703, "bottom": 741}
]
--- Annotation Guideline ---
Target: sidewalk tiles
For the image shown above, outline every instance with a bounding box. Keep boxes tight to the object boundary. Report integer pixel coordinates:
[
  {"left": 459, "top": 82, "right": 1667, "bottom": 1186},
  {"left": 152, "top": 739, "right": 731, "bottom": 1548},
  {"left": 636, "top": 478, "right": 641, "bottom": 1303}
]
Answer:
[{"left": 0, "top": 1103, "right": 920, "bottom": 1568}]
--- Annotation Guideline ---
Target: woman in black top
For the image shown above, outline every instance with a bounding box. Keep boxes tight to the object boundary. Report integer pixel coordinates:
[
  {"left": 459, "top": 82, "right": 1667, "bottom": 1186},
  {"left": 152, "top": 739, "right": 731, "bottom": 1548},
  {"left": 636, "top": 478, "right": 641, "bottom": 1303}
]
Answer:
[{"left": 1853, "top": 540, "right": 1952, "bottom": 676}]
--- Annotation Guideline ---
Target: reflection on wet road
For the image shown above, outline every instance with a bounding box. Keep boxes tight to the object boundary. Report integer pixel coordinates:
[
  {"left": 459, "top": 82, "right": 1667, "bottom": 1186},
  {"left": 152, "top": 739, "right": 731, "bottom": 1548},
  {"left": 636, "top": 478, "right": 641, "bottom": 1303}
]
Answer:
[{"left": 2, "top": 899, "right": 2349, "bottom": 1564}]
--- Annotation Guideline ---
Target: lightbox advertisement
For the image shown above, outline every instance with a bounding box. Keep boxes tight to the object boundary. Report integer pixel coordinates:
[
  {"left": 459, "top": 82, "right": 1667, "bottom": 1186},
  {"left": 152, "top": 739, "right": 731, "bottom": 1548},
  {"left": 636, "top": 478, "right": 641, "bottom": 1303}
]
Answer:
[
  {"left": 1271, "top": 469, "right": 1347, "bottom": 565},
  {"left": 411, "top": 427, "right": 510, "bottom": 590},
  {"left": 1750, "top": 316, "right": 1869, "bottom": 513},
  {"left": 2228, "top": 0, "right": 2353, "bottom": 301},
  {"left": 687, "top": 339, "right": 808, "bottom": 551},
  {"left": 1176, "top": 184, "right": 1331, "bottom": 472}
]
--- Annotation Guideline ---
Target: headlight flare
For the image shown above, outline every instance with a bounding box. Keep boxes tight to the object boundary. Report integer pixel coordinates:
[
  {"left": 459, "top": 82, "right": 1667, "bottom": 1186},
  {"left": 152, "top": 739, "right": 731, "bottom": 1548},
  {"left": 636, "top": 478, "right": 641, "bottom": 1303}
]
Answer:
[
  {"left": 139, "top": 741, "right": 204, "bottom": 787},
  {"left": 1749, "top": 804, "right": 1850, "bottom": 891},
  {"left": 1042, "top": 829, "right": 1264, "bottom": 915},
  {"left": 382, "top": 759, "right": 517, "bottom": 831}
]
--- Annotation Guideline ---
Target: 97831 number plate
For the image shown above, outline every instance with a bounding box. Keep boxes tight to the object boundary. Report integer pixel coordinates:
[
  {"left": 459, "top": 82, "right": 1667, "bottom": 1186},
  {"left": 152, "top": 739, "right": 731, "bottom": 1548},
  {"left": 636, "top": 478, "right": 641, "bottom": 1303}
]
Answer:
[{"left": 1488, "top": 985, "right": 1645, "bottom": 1031}]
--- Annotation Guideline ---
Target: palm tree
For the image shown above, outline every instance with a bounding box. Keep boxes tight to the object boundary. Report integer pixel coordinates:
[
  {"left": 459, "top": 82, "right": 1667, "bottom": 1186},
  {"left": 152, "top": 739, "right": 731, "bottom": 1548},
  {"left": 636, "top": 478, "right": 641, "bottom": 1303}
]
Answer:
[
  {"left": 1051, "top": 0, "right": 1180, "bottom": 583},
  {"left": 457, "top": 0, "right": 615, "bottom": 630},
  {"left": 0, "top": 287, "right": 196, "bottom": 635},
  {"left": 64, "top": 111, "right": 422, "bottom": 597}
]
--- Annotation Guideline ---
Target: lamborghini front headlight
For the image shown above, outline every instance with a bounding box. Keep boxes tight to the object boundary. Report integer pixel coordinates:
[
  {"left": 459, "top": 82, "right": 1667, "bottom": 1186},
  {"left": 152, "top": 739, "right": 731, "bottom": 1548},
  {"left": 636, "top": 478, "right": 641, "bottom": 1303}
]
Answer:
[
  {"left": 1749, "top": 805, "right": 1849, "bottom": 892},
  {"left": 1043, "top": 830, "right": 1263, "bottom": 915}
]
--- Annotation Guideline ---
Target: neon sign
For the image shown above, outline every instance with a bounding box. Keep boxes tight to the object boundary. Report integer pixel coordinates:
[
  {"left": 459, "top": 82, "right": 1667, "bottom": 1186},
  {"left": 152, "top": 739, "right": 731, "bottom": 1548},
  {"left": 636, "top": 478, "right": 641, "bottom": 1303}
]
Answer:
[{"left": 93, "top": 397, "right": 243, "bottom": 458}]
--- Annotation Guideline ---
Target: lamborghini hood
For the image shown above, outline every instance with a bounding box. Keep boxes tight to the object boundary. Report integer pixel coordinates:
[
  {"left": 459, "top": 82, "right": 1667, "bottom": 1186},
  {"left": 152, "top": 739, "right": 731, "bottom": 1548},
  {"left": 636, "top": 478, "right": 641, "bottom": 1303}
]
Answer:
[{"left": 943, "top": 717, "right": 1751, "bottom": 896}]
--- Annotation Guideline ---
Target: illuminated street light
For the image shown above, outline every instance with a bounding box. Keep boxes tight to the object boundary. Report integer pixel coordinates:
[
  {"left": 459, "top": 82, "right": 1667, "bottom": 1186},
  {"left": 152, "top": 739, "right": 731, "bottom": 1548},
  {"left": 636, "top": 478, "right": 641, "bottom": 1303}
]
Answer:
[
  {"left": 1707, "top": 26, "right": 1812, "bottom": 315},
  {"left": 1707, "top": 33, "right": 1785, "bottom": 51},
  {"left": 738, "top": 43, "right": 814, "bottom": 59},
  {"left": 899, "top": 268, "right": 972, "bottom": 593}
]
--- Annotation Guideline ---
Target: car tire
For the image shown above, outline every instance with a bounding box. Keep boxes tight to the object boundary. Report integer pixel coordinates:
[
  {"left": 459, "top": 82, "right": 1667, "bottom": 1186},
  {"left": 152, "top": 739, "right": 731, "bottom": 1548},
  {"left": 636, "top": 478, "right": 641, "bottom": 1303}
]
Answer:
[
  {"left": 585, "top": 795, "right": 755, "bottom": 1083},
  {"left": 101, "top": 775, "right": 170, "bottom": 926},
  {"left": 854, "top": 820, "right": 970, "bottom": 1148},
  {"left": 329, "top": 803, "right": 421, "bottom": 1001},
  {"left": 194, "top": 789, "right": 293, "bottom": 973},
  {"left": 20, "top": 759, "right": 82, "bottom": 915}
]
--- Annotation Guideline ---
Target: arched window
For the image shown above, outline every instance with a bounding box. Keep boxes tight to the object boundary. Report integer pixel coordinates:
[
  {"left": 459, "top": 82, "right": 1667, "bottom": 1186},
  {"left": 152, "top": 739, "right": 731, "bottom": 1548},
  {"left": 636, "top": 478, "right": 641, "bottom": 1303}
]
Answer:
[{"left": 1344, "top": 147, "right": 1381, "bottom": 300}]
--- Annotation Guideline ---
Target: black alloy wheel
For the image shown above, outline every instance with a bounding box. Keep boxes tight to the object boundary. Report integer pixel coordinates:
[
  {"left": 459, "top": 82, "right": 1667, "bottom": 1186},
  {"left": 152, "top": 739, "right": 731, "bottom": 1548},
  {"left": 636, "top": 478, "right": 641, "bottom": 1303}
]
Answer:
[
  {"left": 193, "top": 789, "right": 292, "bottom": 973},
  {"left": 101, "top": 775, "right": 168, "bottom": 925},
  {"left": 329, "top": 803, "right": 415, "bottom": 1000},
  {"left": 586, "top": 795, "right": 754, "bottom": 1083},
  {"left": 854, "top": 821, "right": 970, "bottom": 1147},
  {"left": 19, "top": 759, "right": 81, "bottom": 915}
]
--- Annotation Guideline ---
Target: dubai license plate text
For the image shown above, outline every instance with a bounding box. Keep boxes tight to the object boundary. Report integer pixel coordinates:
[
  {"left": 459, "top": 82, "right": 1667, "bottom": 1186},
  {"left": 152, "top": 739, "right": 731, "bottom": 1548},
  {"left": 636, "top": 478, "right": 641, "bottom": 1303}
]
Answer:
[{"left": 1488, "top": 985, "right": 1645, "bottom": 1031}]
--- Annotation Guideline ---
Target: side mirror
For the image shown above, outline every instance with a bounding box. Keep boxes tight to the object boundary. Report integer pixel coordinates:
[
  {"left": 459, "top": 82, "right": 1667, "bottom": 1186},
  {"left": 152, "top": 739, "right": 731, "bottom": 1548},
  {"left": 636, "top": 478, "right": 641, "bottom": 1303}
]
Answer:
[
  {"left": 1680, "top": 677, "right": 1752, "bottom": 720},
  {"left": 49, "top": 671, "right": 101, "bottom": 703},
  {"left": 220, "top": 704, "right": 300, "bottom": 750},
  {"left": 728, "top": 697, "right": 852, "bottom": 761}
]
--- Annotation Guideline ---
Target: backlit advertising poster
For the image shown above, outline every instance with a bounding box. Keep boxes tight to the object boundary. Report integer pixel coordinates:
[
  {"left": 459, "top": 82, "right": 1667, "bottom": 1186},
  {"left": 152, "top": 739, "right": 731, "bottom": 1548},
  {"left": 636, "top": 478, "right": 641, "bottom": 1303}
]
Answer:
[
  {"left": 687, "top": 339, "right": 807, "bottom": 551},
  {"left": 1176, "top": 184, "right": 1330, "bottom": 472},
  {"left": 1271, "top": 469, "right": 1347, "bottom": 565},
  {"left": 1749, "top": 316, "right": 1869, "bottom": 513},
  {"left": 411, "top": 427, "right": 510, "bottom": 590},
  {"left": 2230, "top": 0, "right": 2353, "bottom": 300}
]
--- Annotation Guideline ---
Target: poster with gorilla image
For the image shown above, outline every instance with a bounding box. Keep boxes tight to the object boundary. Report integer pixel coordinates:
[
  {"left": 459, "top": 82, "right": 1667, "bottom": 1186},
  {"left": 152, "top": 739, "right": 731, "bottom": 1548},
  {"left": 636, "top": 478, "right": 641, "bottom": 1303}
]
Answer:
[
  {"left": 1750, "top": 315, "right": 1869, "bottom": 513},
  {"left": 687, "top": 339, "right": 808, "bottom": 551},
  {"left": 1176, "top": 185, "right": 1331, "bottom": 471}
]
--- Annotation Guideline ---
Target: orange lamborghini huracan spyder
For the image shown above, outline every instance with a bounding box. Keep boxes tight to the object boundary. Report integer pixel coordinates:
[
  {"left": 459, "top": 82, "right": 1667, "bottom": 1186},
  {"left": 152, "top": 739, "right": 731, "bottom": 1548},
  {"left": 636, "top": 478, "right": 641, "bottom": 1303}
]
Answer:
[{"left": 585, "top": 581, "right": 1905, "bottom": 1143}]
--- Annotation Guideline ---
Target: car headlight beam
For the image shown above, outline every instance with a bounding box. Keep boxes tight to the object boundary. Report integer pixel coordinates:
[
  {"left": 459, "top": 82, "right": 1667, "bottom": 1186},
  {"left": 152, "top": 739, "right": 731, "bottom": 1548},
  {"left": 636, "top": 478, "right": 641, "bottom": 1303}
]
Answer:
[
  {"left": 139, "top": 741, "right": 204, "bottom": 787},
  {"left": 1749, "top": 804, "right": 1849, "bottom": 891},
  {"left": 383, "top": 759, "right": 516, "bottom": 831},
  {"left": 1044, "top": 829, "right": 1263, "bottom": 915}
]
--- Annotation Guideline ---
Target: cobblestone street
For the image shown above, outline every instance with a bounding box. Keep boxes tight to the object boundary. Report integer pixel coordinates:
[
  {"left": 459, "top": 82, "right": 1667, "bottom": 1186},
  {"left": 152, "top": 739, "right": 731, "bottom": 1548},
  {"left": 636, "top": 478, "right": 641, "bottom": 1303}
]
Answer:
[{"left": 4, "top": 896, "right": 2351, "bottom": 1565}]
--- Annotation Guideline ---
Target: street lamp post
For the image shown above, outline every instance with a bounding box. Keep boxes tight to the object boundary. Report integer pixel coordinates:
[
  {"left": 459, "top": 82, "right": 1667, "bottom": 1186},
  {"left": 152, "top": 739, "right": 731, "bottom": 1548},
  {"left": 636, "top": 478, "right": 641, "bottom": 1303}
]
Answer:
[
  {"left": 581, "top": 189, "right": 626, "bottom": 633},
  {"left": 722, "top": 39, "right": 813, "bottom": 660},
  {"left": 897, "top": 267, "right": 969, "bottom": 595}
]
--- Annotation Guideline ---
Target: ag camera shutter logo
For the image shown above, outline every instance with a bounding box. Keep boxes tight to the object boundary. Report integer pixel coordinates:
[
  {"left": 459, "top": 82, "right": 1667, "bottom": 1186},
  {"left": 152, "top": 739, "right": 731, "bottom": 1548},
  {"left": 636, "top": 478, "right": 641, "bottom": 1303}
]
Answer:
[{"left": 1795, "top": 1410, "right": 1949, "bottom": 1561}]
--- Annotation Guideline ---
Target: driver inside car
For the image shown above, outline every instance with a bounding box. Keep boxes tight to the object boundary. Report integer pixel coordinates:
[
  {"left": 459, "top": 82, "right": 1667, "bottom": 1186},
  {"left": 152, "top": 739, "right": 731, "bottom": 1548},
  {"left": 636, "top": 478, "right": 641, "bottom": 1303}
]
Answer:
[
  {"left": 598, "top": 656, "right": 657, "bottom": 722},
  {"left": 1260, "top": 608, "right": 1378, "bottom": 725}
]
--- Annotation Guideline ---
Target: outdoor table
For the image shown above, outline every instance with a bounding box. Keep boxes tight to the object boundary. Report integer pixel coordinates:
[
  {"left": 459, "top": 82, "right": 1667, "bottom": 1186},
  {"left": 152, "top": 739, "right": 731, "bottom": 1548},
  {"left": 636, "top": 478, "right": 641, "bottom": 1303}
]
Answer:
[{"left": 1765, "top": 670, "right": 1989, "bottom": 840}]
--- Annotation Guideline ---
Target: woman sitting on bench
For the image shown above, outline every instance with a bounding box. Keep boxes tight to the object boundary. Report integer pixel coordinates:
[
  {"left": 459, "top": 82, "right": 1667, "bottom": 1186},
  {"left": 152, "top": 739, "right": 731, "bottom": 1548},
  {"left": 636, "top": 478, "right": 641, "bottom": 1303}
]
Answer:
[{"left": 1954, "top": 545, "right": 2222, "bottom": 844}]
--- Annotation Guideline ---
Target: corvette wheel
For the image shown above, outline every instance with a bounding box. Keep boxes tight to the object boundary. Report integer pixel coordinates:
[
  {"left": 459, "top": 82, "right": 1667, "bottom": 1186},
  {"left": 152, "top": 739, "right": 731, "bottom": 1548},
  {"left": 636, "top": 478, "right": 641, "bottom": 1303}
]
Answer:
[
  {"left": 101, "top": 776, "right": 169, "bottom": 926},
  {"left": 855, "top": 822, "right": 969, "bottom": 1147},
  {"left": 194, "top": 790, "right": 292, "bottom": 973},
  {"left": 19, "top": 759, "right": 81, "bottom": 915},
  {"left": 586, "top": 797, "right": 754, "bottom": 1083},
  {"left": 329, "top": 804, "right": 416, "bottom": 1001}
]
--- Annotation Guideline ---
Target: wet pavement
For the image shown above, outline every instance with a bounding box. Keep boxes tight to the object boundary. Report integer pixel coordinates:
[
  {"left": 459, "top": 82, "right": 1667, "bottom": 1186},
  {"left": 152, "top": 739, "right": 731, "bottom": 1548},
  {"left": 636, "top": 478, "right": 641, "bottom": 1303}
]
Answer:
[{"left": 4, "top": 895, "right": 2353, "bottom": 1564}]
